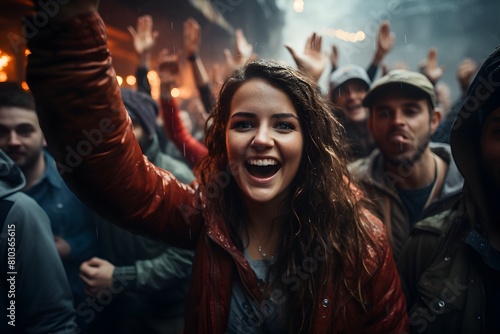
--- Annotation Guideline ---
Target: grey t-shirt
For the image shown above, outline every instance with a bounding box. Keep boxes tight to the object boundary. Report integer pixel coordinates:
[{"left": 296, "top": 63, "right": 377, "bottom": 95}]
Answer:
[{"left": 226, "top": 251, "right": 287, "bottom": 333}]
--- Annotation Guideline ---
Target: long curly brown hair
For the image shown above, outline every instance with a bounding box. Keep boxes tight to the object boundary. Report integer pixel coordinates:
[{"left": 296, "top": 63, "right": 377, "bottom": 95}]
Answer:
[{"left": 195, "top": 60, "right": 378, "bottom": 332}]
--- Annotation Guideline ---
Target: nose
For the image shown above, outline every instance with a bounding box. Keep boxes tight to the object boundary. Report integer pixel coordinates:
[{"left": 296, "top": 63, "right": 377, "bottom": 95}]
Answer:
[
  {"left": 251, "top": 126, "right": 273, "bottom": 151},
  {"left": 7, "top": 131, "right": 21, "bottom": 146},
  {"left": 392, "top": 110, "right": 405, "bottom": 127}
]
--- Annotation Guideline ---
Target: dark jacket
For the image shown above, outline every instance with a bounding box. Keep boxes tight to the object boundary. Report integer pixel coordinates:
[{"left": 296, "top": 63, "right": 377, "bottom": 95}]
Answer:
[
  {"left": 397, "top": 45, "right": 500, "bottom": 333},
  {"left": 0, "top": 150, "right": 77, "bottom": 333},
  {"left": 26, "top": 12, "right": 408, "bottom": 333},
  {"left": 349, "top": 143, "right": 464, "bottom": 260}
]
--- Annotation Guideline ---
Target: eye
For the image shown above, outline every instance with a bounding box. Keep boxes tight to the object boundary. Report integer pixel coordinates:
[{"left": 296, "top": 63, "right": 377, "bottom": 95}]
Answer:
[
  {"left": 376, "top": 109, "right": 390, "bottom": 118},
  {"left": 233, "top": 121, "right": 253, "bottom": 130},
  {"left": 16, "top": 125, "right": 35, "bottom": 137},
  {"left": 404, "top": 108, "right": 419, "bottom": 116},
  {"left": 275, "top": 122, "right": 295, "bottom": 131}
]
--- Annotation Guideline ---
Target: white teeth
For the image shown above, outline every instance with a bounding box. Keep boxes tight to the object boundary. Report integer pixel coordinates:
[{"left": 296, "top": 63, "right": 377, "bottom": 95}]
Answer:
[{"left": 247, "top": 159, "right": 278, "bottom": 166}]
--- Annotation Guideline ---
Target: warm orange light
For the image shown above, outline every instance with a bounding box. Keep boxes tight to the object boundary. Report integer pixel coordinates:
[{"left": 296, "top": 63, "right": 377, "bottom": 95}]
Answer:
[
  {"left": 0, "top": 72, "right": 7, "bottom": 82},
  {"left": 126, "top": 75, "right": 136, "bottom": 86},
  {"left": 0, "top": 51, "right": 11, "bottom": 72},
  {"left": 24, "top": 49, "right": 31, "bottom": 56},
  {"left": 326, "top": 28, "right": 365, "bottom": 43},
  {"left": 170, "top": 88, "right": 180, "bottom": 98},
  {"left": 21, "top": 82, "right": 29, "bottom": 90},
  {"left": 116, "top": 76, "right": 123, "bottom": 86}
]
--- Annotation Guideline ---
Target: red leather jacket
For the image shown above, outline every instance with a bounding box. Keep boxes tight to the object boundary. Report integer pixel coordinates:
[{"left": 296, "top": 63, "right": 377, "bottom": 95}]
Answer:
[{"left": 26, "top": 12, "right": 408, "bottom": 333}]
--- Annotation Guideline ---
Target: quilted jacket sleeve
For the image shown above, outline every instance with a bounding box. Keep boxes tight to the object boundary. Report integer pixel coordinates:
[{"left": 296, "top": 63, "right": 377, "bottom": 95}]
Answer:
[{"left": 26, "top": 12, "right": 203, "bottom": 249}]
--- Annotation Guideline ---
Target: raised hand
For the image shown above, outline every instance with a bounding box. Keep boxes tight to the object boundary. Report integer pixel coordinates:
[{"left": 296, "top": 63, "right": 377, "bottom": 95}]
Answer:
[
  {"left": 420, "top": 47, "right": 445, "bottom": 85},
  {"left": 330, "top": 45, "right": 339, "bottom": 71},
  {"left": 456, "top": 58, "right": 477, "bottom": 94},
  {"left": 373, "top": 21, "right": 395, "bottom": 66},
  {"left": 234, "top": 29, "right": 253, "bottom": 64},
  {"left": 184, "top": 18, "right": 201, "bottom": 58},
  {"left": 128, "top": 15, "right": 158, "bottom": 56},
  {"left": 285, "top": 32, "right": 328, "bottom": 82},
  {"left": 158, "top": 49, "right": 180, "bottom": 96}
]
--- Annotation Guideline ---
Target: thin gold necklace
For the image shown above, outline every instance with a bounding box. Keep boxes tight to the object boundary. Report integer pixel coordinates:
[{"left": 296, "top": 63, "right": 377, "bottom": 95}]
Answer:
[{"left": 247, "top": 224, "right": 275, "bottom": 259}]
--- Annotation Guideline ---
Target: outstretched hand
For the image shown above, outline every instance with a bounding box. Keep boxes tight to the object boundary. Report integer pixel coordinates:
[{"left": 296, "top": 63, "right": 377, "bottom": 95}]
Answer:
[
  {"left": 374, "top": 21, "right": 395, "bottom": 64},
  {"left": 235, "top": 29, "right": 253, "bottom": 64},
  {"left": 285, "top": 32, "right": 328, "bottom": 82},
  {"left": 158, "top": 48, "right": 180, "bottom": 95},
  {"left": 456, "top": 58, "right": 477, "bottom": 94},
  {"left": 128, "top": 15, "right": 158, "bottom": 56},
  {"left": 184, "top": 18, "right": 201, "bottom": 58},
  {"left": 330, "top": 45, "right": 339, "bottom": 70},
  {"left": 420, "top": 47, "right": 445, "bottom": 85}
]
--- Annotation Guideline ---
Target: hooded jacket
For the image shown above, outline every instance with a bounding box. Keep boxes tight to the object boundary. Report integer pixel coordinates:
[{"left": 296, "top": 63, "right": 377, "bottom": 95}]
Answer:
[
  {"left": 26, "top": 12, "right": 408, "bottom": 333},
  {"left": 349, "top": 142, "right": 464, "bottom": 260},
  {"left": 0, "top": 150, "right": 77, "bottom": 333},
  {"left": 397, "top": 45, "right": 500, "bottom": 333}
]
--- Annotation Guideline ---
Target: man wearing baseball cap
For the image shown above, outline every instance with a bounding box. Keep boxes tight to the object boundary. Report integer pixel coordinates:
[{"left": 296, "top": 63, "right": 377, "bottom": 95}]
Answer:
[
  {"left": 349, "top": 69, "right": 464, "bottom": 260},
  {"left": 329, "top": 65, "right": 376, "bottom": 161}
]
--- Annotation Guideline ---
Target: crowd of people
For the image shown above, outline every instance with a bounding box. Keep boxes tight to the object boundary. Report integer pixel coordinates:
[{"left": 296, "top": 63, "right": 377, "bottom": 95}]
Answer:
[{"left": 0, "top": 1, "right": 498, "bottom": 333}]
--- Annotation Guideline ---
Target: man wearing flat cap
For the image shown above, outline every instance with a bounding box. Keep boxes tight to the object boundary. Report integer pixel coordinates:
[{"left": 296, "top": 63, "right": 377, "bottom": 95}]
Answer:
[{"left": 349, "top": 70, "right": 464, "bottom": 260}]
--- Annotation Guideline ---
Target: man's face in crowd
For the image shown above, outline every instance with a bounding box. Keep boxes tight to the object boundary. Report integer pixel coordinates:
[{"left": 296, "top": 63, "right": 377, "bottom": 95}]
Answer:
[
  {"left": 368, "top": 90, "right": 440, "bottom": 165},
  {"left": 0, "top": 106, "right": 46, "bottom": 171},
  {"left": 481, "top": 106, "right": 500, "bottom": 189},
  {"left": 331, "top": 79, "right": 368, "bottom": 123}
]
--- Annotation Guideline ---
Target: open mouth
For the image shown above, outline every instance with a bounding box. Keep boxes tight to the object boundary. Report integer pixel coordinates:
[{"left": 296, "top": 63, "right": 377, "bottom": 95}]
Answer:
[{"left": 245, "top": 159, "right": 281, "bottom": 179}]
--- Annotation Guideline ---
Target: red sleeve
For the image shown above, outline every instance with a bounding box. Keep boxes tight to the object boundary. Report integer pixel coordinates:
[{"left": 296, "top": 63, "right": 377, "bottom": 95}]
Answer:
[
  {"left": 26, "top": 12, "right": 203, "bottom": 249},
  {"left": 160, "top": 97, "right": 208, "bottom": 166}
]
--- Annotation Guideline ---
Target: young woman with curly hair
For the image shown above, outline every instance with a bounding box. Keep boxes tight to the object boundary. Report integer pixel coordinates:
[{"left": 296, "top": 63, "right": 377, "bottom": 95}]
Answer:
[{"left": 25, "top": 3, "right": 408, "bottom": 333}]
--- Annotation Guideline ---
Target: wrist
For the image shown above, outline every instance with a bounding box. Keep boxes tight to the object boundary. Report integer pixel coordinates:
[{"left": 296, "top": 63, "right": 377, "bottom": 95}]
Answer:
[{"left": 187, "top": 53, "right": 198, "bottom": 62}]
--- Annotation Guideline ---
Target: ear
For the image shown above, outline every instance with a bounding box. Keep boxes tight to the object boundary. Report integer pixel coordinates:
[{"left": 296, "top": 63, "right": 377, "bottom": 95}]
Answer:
[{"left": 430, "top": 108, "right": 442, "bottom": 134}]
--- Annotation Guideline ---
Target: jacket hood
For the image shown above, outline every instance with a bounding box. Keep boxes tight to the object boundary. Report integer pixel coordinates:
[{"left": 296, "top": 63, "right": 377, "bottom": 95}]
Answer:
[
  {"left": 0, "top": 149, "right": 26, "bottom": 199},
  {"left": 450, "top": 45, "right": 500, "bottom": 227}
]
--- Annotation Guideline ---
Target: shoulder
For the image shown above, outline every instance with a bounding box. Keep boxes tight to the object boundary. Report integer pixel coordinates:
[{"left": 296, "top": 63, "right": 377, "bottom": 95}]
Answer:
[
  {"left": 1, "top": 193, "right": 52, "bottom": 240},
  {"left": 413, "top": 209, "right": 456, "bottom": 236},
  {"left": 348, "top": 150, "right": 382, "bottom": 182}
]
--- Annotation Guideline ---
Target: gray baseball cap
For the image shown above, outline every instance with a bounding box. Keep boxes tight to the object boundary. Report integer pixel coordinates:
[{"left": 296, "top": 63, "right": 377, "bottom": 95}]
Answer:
[
  {"left": 329, "top": 65, "right": 371, "bottom": 90},
  {"left": 363, "top": 69, "right": 436, "bottom": 108}
]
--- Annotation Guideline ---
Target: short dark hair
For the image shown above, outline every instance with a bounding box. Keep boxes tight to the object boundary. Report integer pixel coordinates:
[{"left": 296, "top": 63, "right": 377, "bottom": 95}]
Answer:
[{"left": 0, "top": 82, "right": 36, "bottom": 111}]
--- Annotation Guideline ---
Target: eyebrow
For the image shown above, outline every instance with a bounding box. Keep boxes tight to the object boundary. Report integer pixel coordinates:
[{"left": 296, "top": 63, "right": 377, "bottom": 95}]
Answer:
[{"left": 231, "top": 112, "right": 299, "bottom": 120}]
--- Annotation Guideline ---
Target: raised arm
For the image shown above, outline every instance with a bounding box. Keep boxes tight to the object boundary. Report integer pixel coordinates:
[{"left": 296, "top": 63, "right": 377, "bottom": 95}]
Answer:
[
  {"left": 367, "top": 21, "right": 395, "bottom": 81},
  {"left": 26, "top": 4, "right": 202, "bottom": 248},
  {"left": 419, "top": 47, "right": 445, "bottom": 86},
  {"left": 128, "top": 15, "right": 158, "bottom": 95},
  {"left": 183, "top": 18, "right": 215, "bottom": 113},
  {"left": 285, "top": 32, "right": 329, "bottom": 83}
]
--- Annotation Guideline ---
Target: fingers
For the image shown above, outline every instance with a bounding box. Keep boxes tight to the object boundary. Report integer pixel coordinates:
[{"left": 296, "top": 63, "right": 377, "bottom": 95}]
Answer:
[
  {"left": 427, "top": 47, "right": 438, "bottom": 65},
  {"left": 127, "top": 25, "right": 137, "bottom": 39},
  {"left": 379, "top": 20, "right": 390, "bottom": 35}
]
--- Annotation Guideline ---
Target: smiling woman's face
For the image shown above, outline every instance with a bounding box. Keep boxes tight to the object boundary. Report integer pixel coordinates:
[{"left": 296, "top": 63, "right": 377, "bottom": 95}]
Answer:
[{"left": 226, "top": 78, "right": 303, "bottom": 205}]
